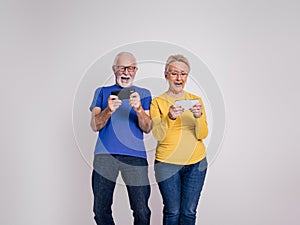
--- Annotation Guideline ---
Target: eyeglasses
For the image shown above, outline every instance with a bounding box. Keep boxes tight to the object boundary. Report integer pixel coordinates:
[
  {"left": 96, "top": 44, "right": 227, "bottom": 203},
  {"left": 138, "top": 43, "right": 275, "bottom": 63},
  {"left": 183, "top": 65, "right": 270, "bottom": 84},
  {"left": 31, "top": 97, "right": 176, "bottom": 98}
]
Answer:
[
  {"left": 115, "top": 66, "right": 137, "bottom": 72},
  {"left": 167, "top": 71, "right": 188, "bottom": 77}
]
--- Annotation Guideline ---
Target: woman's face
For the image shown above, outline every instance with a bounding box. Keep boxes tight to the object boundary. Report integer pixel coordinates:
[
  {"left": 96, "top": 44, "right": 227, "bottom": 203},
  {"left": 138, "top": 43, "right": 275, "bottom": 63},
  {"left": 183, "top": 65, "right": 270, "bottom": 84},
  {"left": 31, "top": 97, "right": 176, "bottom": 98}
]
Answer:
[{"left": 165, "top": 61, "right": 189, "bottom": 94}]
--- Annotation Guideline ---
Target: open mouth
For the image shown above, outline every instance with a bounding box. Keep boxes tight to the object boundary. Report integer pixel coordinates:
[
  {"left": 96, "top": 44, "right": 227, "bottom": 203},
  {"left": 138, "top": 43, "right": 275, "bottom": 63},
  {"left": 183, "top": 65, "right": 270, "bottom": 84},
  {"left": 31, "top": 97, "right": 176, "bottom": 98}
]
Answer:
[
  {"left": 174, "top": 82, "right": 183, "bottom": 87},
  {"left": 117, "top": 75, "right": 132, "bottom": 87},
  {"left": 121, "top": 75, "right": 131, "bottom": 82}
]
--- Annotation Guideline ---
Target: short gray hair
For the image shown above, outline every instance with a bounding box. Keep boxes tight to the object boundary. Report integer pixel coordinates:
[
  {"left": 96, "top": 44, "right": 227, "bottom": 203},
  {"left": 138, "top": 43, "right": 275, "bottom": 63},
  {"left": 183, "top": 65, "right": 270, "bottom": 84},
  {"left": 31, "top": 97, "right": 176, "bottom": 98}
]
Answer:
[
  {"left": 113, "top": 52, "right": 136, "bottom": 66},
  {"left": 164, "top": 54, "right": 190, "bottom": 72}
]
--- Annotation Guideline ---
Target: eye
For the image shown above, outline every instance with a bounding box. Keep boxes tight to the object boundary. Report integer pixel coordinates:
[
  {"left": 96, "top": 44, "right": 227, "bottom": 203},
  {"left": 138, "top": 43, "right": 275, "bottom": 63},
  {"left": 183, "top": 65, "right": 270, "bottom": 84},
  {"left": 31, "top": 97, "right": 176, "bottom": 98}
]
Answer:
[
  {"left": 127, "top": 66, "right": 136, "bottom": 71},
  {"left": 117, "top": 66, "right": 125, "bottom": 71}
]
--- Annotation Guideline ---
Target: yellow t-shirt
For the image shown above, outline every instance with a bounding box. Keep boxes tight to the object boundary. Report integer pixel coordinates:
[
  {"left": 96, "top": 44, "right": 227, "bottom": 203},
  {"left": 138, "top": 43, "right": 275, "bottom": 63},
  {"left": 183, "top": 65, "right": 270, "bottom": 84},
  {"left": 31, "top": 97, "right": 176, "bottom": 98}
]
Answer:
[{"left": 150, "top": 91, "right": 208, "bottom": 165}]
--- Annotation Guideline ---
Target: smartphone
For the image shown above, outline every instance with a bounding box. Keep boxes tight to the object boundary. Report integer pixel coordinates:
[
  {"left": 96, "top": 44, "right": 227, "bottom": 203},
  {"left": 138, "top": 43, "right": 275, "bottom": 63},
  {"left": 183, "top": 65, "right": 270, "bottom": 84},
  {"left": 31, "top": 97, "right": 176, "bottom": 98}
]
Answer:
[
  {"left": 111, "top": 88, "right": 135, "bottom": 100},
  {"left": 174, "top": 99, "right": 199, "bottom": 110}
]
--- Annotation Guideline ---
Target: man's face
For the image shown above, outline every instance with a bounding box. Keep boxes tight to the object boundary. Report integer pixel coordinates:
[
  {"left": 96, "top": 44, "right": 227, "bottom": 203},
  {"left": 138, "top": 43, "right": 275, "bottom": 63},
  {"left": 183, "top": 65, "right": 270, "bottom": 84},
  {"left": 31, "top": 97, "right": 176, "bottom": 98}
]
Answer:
[{"left": 113, "top": 55, "right": 137, "bottom": 88}]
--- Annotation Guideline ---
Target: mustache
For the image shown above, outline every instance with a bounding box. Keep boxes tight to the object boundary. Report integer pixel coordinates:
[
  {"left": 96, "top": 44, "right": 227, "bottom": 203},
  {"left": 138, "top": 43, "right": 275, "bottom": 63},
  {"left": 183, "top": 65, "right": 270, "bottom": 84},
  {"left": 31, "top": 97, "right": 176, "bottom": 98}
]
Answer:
[{"left": 120, "top": 75, "right": 131, "bottom": 79}]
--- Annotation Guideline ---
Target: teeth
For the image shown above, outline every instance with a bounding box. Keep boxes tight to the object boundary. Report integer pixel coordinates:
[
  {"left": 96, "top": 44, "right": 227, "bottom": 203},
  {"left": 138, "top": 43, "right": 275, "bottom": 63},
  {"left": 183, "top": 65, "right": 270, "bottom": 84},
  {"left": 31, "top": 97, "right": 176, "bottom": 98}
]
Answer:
[
  {"left": 117, "top": 76, "right": 132, "bottom": 87},
  {"left": 121, "top": 76, "right": 131, "bottom": 81}
]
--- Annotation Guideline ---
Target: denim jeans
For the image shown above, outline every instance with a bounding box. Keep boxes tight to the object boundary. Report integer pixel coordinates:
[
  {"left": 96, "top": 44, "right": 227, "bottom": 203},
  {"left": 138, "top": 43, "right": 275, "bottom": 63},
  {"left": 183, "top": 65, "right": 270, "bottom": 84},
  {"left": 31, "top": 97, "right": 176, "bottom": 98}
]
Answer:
[
  {"left": 154, "top": 158, "right": 208, "bottom": 225},
  {"left": 92, "top": 154, "right": 151, "bottom": 225}
]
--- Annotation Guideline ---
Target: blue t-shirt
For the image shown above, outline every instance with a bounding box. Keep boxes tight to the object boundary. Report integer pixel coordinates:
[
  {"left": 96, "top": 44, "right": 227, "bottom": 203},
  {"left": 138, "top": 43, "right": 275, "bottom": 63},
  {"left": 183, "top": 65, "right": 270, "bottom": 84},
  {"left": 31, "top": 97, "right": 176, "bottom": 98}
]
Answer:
[{"left": 90, "top": 84, "right": 152, "bottom": 159}]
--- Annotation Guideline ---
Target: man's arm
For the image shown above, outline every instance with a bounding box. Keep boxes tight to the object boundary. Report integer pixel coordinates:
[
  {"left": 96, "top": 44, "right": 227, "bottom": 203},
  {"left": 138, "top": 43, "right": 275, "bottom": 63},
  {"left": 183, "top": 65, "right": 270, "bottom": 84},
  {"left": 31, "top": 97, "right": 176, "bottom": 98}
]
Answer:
[
  {"left": 90, "top": 107, "right": 112, "bottom": 132},
  {"left": 129, "top": 92, "right": 152, "bottom": 133},
  {"left": 135, "top": 108, "right": 152, "bottom": 133},
  {"left": 90, "top": 95, "right": 122, "bottom": 132}
]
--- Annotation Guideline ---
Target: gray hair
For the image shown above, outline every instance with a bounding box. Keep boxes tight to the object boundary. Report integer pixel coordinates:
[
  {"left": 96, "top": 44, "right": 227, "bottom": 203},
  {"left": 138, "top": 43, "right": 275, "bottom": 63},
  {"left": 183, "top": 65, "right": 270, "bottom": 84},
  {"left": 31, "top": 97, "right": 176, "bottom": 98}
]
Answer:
[
  {"left": 164, "top": 54, "right": 190, "bottom": 72},
  {"left": 113, "top": 52, "right": 136, "bottom": 66}
]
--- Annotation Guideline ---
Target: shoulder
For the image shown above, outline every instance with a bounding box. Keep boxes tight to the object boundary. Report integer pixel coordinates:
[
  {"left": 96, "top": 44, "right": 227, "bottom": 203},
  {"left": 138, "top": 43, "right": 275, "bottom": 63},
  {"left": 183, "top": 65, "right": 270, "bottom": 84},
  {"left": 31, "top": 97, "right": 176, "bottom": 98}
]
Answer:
[
  {"left": 184, "top": 91, "right": 205, "bottom": 105},
  {"left": 133, "top": 85, "right": 150, "bottom": 93},
  {"left": 91, "top": 87, "right": 103, "bottom": 99},
  {"left": 94, "top": 85, "right": 117, "bottom": 94},
  {"left": 94, "top": 87, "right": 102, "bottom": 93},
  {"left": 151, "top": 93, "right": 168, "bottom": 105},
  {"left": 152, "top": 94, "right": 164, "bottom": 102},
  {"left": 133, "top": 86, "right": 151, "bottom": 97},
  {"left": 102, "top": 85, "right": 117, "bottom": 91},
  {"left": 185, "top": 91, "right": 201, "bottom": 100}
]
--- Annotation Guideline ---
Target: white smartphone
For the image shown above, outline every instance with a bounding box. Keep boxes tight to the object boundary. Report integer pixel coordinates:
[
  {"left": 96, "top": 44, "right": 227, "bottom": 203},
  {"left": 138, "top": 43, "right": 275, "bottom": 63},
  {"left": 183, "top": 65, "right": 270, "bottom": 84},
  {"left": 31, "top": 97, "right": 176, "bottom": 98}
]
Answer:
[{"left": 174, "top": 99, "right": 199, "bottom": 110}]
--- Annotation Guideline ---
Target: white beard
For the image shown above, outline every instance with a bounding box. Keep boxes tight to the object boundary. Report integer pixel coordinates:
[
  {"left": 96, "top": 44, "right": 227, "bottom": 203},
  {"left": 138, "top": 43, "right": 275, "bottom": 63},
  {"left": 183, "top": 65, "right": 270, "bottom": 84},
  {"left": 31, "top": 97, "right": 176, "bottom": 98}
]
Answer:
[{"left": 116, "top": 75, "right": 133, "bottom": 88}]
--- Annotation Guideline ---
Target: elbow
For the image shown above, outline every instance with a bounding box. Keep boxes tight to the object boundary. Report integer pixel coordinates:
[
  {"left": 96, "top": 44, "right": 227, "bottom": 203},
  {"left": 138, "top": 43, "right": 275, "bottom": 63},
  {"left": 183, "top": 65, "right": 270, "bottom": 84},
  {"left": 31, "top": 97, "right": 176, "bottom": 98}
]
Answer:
[
  {"left": 198, "top": 134, "right": 208, "bottom": 140},
  {"left": 90, "top": 120, "right": 99, "bottom": 132},
  {"left": 144, "top": 130, "right": 151, "bottom": 134},
  {"left": 152, "top": 130, "right": 166, "bottom": 141},
  {"left": 197, "top": 129, "right": 208, "bottom": 140},
  {"left": 154, "top": 135, "right": 165, "bottom": 142},
  {"left": 90, "top": 121, "right": 96, "bottom": 132},
  {"left": 196, "top": 125, "right": 209, "bottom": 140},
  {"left": 151, "top": 119, "right": 167, "bottom": 141},
  {"left": 91, "top": 124, "right": 98, "bottom": 132},
  {"left": 141, "top": 120, "right": 152, "bottom": 134},
  {"left": 144, "top": 120, "right": 153, "bottom": 134},
  {"left": 92, "top": 127, "right": 98, "bottom": 132},
  {"left": 143, "top": 126, "right": 151, "bottom": 134}
]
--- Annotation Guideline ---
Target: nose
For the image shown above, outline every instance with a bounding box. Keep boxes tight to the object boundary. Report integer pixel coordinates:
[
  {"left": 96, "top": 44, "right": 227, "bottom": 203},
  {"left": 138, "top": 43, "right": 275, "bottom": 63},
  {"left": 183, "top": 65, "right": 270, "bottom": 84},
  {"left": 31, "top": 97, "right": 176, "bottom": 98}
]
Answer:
[
  {"left": 176, "top": 74, "right": 182, "bottom": 80},
  {"left": 123, "top": 68, "right": 129, "bottom": 75}
]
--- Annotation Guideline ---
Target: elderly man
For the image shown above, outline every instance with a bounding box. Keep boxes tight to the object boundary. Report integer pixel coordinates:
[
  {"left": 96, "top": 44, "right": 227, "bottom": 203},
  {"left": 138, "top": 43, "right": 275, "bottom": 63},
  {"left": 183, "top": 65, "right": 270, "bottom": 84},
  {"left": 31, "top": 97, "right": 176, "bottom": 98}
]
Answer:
[{"left": 90, "top": 52, "right": 152, "bottom": 225}]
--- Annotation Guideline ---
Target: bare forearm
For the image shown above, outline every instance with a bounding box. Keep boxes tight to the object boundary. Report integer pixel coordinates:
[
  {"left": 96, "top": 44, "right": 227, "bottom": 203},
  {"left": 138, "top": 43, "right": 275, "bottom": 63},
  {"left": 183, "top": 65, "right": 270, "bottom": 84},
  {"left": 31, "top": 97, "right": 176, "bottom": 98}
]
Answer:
[
  {"left": 136, "top": 108, "right": 152, "bottom": 133},
  {"left": 90, "top": 107, "right": 112, "bottom": 132}
]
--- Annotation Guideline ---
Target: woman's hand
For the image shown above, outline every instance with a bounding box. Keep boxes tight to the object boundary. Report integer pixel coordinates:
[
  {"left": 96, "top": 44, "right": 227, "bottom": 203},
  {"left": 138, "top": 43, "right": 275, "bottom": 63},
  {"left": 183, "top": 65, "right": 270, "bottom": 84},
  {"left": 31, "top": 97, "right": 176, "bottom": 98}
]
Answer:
[
  {"left": 168, "top": 105, "right": 184, "bottom": 120},
  {"left": 190, "top": 102, "right": 203, "bottom": 118}
]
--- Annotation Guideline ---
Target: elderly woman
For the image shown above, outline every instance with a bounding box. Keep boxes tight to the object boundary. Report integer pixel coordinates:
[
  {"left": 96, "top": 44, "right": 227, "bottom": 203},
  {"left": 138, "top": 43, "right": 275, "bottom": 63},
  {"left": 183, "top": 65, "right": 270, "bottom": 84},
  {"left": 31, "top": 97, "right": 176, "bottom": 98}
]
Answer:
[{"left": 150, "top": 54, "right": 209, "bottom": 225}]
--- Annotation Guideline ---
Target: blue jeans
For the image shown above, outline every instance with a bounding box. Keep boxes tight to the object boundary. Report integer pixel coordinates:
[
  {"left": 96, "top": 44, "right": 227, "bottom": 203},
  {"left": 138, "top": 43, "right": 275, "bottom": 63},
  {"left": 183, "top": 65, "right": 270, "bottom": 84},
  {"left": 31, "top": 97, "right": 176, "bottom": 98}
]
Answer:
[
  {"left": 92, "top": 154, "right": 151, "bottom": 225},
  {"left": 154, "top": 158, "right": 208, "bottom": 225}
]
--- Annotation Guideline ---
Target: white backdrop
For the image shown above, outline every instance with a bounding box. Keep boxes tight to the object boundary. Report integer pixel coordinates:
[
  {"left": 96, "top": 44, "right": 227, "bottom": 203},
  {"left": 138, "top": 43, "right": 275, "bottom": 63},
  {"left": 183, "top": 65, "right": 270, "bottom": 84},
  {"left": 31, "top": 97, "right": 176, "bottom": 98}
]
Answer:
[{"left": 1, "top": 0, "right": 300, "bottom": 225}]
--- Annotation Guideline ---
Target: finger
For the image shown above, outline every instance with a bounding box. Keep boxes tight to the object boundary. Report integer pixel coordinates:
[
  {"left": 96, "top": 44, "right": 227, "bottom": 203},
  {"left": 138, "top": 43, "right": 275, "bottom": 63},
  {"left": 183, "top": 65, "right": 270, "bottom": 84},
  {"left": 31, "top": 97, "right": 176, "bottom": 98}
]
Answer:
[
  {"left": 115, "top": 100, "right": 122, "bottom": 105},
  {"left": 173, "top": 106, "right": 180, "bottom": 112},
  {"left": 130, "top": 92, "right": 139, "bottom": 99},
  {"left": 129, "top": 98, "right": 137, "bottom": 104},
  {"left": 109, "top": 95, "right": 119, "bottom": 101}
]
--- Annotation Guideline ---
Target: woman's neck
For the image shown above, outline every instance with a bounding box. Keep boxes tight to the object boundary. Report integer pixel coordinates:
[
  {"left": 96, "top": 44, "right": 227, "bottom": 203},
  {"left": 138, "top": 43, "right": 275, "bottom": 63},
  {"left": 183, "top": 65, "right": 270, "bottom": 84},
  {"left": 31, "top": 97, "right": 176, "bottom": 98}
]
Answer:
[{"left": 166, "top": 89, "right": 184, "bottom": 98}]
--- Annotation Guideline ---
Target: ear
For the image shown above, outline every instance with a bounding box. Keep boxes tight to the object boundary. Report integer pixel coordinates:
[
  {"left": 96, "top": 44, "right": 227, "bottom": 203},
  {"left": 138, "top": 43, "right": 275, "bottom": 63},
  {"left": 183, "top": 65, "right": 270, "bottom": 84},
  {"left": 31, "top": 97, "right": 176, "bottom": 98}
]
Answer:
[
  {"left": 164, "top": 71, "right": 168, "bottom": 79},
  {"left": 112, "top": 66, "right": 116, "bottom": 72}
]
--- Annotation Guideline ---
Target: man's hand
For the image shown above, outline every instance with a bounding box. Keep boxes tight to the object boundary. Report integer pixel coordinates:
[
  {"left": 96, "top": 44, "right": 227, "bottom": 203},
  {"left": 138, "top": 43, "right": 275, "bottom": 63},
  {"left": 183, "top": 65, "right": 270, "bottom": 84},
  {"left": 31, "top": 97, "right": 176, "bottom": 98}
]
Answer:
[
  {"left": 108, "top": 95, "right": 122, "bottom": 112},
  {"left": 129, "top": 92, "right": 142, "bottom": 111}
]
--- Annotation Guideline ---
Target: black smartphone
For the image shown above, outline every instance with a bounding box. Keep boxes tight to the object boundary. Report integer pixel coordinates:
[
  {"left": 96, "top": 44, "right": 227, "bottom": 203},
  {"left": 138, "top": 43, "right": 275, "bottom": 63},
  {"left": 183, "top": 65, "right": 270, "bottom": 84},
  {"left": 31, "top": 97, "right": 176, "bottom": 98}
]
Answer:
[{"left": 111, "top": 88, "right": 135, "bottom": 100}]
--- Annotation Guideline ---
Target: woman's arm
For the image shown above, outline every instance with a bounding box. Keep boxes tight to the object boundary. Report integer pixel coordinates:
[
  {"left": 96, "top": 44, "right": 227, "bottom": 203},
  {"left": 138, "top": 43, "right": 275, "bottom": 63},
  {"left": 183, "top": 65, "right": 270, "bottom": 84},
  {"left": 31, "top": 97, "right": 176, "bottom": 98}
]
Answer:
[
  {"left": 193, "top": 98, "right": 208, "bottom": 140},
  {"left": 150, "top": 99, "right": 177, "bottom": 141}
]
